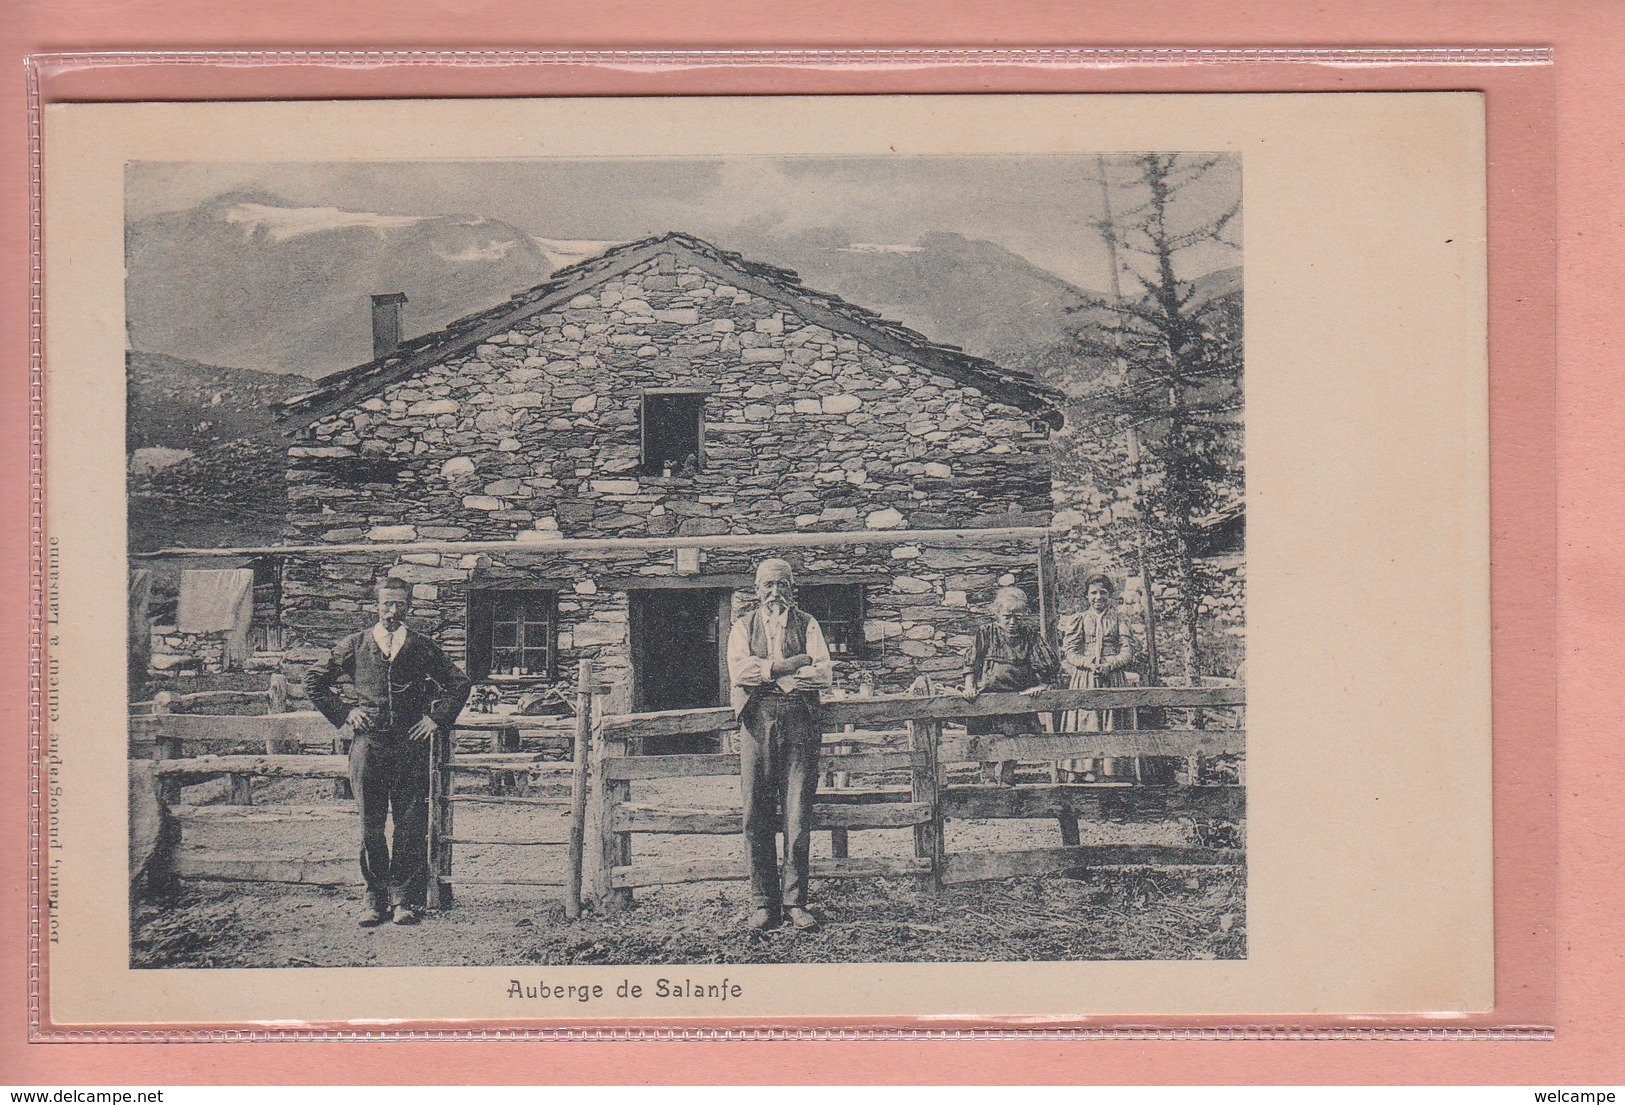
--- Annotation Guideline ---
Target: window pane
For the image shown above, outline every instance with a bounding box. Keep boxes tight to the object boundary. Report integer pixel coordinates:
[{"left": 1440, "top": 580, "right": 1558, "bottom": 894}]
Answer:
[
  {"left": 800, "top": 585, "right": 864, "bottom": 657},
  {"left": 473, "top": 589, "right": 556, "bottom": 679}
]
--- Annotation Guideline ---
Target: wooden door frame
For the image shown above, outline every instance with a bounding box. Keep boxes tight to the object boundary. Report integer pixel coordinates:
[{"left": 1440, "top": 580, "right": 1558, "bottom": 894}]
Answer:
[
  {"left": 627, "top": 590, "right": 649, "bottom": 713},
  {"left": 714, "top": 589, "right": 735, "bottom": 710}
]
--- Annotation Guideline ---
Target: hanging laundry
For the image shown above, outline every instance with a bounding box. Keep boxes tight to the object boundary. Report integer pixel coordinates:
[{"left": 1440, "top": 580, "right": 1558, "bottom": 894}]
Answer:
[{"left": 176, "top": 568, "right": 255, "bottom": 667}]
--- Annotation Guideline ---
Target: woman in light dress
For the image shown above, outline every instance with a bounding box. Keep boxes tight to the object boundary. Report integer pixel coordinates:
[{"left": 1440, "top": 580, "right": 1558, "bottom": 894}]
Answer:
[{"left": 1059, "top": 574, "right": 1135, "bottom": 783}]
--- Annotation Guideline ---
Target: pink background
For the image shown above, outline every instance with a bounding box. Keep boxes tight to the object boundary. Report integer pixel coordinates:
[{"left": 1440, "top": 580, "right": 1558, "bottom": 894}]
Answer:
[{"left": 0, "top": 0, "right": 1603, "bottom": 1084}]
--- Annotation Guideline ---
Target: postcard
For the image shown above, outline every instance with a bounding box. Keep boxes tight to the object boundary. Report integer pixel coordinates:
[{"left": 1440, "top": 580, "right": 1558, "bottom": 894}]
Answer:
[{"left": 39, "top": 92, "right": 1489, "bottom": 1026}]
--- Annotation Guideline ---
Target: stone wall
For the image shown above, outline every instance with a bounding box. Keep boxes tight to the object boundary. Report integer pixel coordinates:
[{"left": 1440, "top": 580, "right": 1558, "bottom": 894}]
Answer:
[
  {"left": 145, "top": 627, "right": 282, "bottom": 680},
  {"left": 278, "top": 535, "right": 1048, "bottom": 714},
  {"left": 1049, "top": 509, "right": 1246, "bottom": 682},
  {"left": 1102, "top": 559, "right": 1245, "bottom": 683},
  {"left": 138, "top": 569, "right": 284, "bottom": 680},
  {"left": 286, "top": 252, "right": 1052, "bottom": 548},
  {"left": 1196, "top": 556, "right": 1246, "bottom": 678},
  {"left": 148, "top": 626, "right": 229, "bottom": 678}
]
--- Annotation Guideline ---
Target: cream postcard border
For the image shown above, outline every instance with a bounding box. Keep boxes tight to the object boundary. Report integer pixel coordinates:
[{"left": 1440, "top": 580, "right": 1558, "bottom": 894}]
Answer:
[{"left": 41, "top": 93, "right": 1490, "bottom": 1024}]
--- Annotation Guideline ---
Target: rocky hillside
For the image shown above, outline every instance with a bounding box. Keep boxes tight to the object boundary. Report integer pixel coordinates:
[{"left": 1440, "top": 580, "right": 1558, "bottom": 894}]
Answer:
[
  {"left": 126, "top": 350, "right": 306, "bottom": 453},
  {"left": 127, "top": 350, "right": 304, "bottom": 551},
  {"left": 129, "top": 439, "right": 290, "bottom": 552}
]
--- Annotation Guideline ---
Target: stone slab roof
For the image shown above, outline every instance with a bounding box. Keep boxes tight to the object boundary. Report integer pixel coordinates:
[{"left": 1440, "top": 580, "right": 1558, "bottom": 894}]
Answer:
[{"left": 275, "top": 232, "right": 1064, "bottom": 430}]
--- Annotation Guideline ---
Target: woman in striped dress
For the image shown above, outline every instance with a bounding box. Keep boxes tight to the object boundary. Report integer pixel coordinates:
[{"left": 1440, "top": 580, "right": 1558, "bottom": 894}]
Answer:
[{"left": 1059, "top": 574, "right": 1135, "bottom": 783}]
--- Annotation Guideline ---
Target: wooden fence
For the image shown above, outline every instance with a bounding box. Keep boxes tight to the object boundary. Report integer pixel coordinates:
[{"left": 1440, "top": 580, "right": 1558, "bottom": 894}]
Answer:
[
  {"left": 130, "top": 667, "right": 1243, "bottom": 916},
  {"left": 591, "top": 683, "right": 1244, "bottom": 904},
  {"left": 129, "top": 679, "right": 594, "bottom": 915},
  {"left": 426, "top": 662, "right": 608, "bottom": 917}
]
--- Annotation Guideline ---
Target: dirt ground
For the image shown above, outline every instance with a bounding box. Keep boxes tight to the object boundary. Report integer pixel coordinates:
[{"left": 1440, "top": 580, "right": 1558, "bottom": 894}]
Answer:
[{"left": 132, "top": 772, "right": 1245, "bottom": 968}]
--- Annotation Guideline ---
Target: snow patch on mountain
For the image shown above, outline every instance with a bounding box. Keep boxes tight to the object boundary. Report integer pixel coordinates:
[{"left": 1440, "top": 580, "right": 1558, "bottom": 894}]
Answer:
[
  {"left": 436, "top": 239, "right": 522, "bottom": 264},
  {"left": 531, "top": 236, "right": 622, "bottom": 270},
  {"left": 223, "top": 203, "right": 429, "bottom": 241},
  {"left": 837, "top": 242, "right": 925, "bottom": 254}
]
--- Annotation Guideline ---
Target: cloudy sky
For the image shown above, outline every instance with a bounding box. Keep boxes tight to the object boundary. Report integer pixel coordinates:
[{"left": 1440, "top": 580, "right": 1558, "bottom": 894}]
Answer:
[{"left": 126, "top": 153, "right": 1241, "bottom": 293}]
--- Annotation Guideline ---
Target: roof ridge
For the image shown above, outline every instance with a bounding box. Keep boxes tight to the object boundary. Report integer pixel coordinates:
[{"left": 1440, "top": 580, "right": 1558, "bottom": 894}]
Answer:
[{"left": 276, "top": 231, "right": 1062, "bottom": 425}]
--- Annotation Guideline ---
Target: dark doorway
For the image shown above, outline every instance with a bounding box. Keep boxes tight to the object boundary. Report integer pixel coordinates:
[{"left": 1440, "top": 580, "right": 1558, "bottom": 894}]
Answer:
[{"left": 629, "top": 587, "right": 731, "bottom": 754}]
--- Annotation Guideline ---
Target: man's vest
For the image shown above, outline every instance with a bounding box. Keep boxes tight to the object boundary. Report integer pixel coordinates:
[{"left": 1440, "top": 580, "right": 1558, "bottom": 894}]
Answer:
[
  {"left": 731, "top": 605, "right": 822, "bottom": 715},
  {"left": 304, "top": 627, "right": 470, "bottom": 734}
]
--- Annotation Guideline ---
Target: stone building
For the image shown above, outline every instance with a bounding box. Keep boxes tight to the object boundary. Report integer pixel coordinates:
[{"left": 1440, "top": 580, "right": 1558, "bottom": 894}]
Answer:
[{"left": 270, "top": 233, "right": 1064, "bottom": 725}]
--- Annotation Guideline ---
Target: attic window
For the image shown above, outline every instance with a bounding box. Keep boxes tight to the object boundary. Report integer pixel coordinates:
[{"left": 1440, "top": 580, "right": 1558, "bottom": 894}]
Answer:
[{"left": 640, "top": 390, "right": 705, "bottom": 476}]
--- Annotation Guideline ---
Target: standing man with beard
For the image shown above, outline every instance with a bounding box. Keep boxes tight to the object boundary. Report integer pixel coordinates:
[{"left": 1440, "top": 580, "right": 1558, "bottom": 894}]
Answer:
[
  {"left": 727, "top": 558, "right": 834, "bottom": 932},
  {"left": 305, "top": 578, "right": 471, "bottom": 927}
]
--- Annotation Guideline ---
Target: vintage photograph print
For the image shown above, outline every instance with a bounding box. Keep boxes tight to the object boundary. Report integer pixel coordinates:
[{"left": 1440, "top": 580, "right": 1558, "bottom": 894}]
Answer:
[{"left": 124, "top": 151, "right": 1246, "bottom": 970}]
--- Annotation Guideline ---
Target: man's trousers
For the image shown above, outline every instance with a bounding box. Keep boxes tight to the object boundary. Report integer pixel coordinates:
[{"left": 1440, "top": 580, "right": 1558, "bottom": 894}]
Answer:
[
  {"left": 348, "top": 731, "right": 432, "bottom": 910},
  {"left": 738, "top": 693, "right": 822, "bottom": 912}
]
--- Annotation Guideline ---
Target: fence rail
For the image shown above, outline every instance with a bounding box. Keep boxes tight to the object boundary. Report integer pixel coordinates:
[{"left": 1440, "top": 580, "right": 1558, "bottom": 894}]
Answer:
[
  {"left": 596, "top": 686, "right": 1243, "bottom": 740},
  {"left": 131, "top": 676, "right": 594, "bottom": 905},
  {"left": 942, "top": 729, "right": 1245, "bottom": 762},
  {"left": 941, "top": 844, "right": 1240, "bottom": 886},
  {"left": 131, "top": 667, "right": 1244, "bottom": 914},
  {"left": 611, "top": 855, "right": 933, "bottom": 890},
  {"left": 593, "top": 683, "right": 1245, "bottom": 900}
]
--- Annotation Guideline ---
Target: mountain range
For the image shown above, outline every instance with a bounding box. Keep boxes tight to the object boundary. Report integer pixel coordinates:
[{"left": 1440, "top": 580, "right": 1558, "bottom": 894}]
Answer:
[
  {"left": 125, "top": 195, "right": 1192, "bottom": 392},
  {"left": 126, "top": 193, "right": 616, "bottom": 378}
]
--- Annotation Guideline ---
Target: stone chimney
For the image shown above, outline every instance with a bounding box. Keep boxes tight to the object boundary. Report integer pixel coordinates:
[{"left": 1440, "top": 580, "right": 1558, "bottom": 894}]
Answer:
[{"left": 370, "top": 293, "right": 408, "bottom": 360}]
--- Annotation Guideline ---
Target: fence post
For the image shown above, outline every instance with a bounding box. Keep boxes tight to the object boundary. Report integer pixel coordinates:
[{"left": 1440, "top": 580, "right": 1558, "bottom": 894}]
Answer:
[
  {"left": 565, "top": 659, "right": 594, "bottom": 920},
  {"left": 829, "top": 829, "right": 850, "bottom": 860},
  {"left": 828, "top": 699, "right": 850, "bottom": 860},
  {"left": 1056, "top": 809, "right": 1082, "bottom": 846},
  {"left": 268, "top": 673, "right": 289, "bottom": 711},
  {"left": 1235, "top": 696, "right": 1247, "bottom": 787},
  {"left": 1185, "top": 751, "right": 1207, "bottom": 788},
  {"left": 427, "top": 725, "right": 453, "bottom": 909},
  {"left": 263, "top": 673, "right": 299, "bottom": 759},
  {"left": 230, "top": 680, "right": 255, "bottom": 801},
  {"left": 592, "top": 672, "right": 634, "bottom": 913},
  {"left": 133, "top": 759, "right": 180, "bottom": 897},
  {"left": 488, "top": 722, "right": 523, "bottom": 795},
  {"left": 152, "top": 691, "right": 182, "bottom": 805},
  {"left": 1178, "top": 689, "right": 1205, "bottom": 788},
  {"left": 333, "top": 732, "right": 354, "bottom": 801},
  {"left": 910, "top": 718, "right": 945, "bottom": 892}
]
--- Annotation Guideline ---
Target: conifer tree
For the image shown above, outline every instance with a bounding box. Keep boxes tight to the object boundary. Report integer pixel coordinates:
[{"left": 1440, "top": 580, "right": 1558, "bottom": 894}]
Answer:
[{"left": 1056, "top": 153, "right": 1243, "bottom": 681}]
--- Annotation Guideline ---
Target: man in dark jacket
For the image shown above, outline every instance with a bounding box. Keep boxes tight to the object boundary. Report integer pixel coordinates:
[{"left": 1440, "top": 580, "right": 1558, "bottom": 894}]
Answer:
[{"left": 304, "top": 578, "right": 471, "bottom": 926}]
